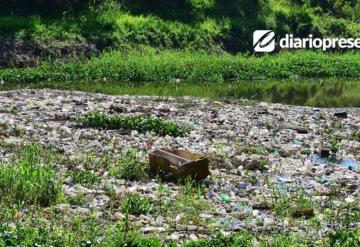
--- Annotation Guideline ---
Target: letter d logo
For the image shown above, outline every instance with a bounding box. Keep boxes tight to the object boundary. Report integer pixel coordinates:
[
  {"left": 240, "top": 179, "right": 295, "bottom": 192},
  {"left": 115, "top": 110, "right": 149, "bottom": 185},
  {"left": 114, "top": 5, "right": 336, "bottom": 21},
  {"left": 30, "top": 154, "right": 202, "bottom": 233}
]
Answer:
[{"left": 253, "top": 30, "right": 275, "bottom": 52}]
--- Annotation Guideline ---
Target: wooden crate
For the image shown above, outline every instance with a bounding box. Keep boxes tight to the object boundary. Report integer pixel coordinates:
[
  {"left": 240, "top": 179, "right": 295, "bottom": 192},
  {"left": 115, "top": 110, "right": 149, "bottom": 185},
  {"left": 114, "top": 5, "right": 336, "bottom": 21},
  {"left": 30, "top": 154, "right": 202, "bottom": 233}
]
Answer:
[{"left": 149, "top": 149, "right": 210, "bottom": 181}]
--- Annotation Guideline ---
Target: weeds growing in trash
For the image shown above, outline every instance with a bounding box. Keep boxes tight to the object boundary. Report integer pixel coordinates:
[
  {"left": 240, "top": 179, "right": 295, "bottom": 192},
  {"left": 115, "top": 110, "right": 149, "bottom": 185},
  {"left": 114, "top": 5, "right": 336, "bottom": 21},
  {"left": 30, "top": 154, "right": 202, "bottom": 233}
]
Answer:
[{"left": 78, "top": 111, "right": 190, "bottom": 137}]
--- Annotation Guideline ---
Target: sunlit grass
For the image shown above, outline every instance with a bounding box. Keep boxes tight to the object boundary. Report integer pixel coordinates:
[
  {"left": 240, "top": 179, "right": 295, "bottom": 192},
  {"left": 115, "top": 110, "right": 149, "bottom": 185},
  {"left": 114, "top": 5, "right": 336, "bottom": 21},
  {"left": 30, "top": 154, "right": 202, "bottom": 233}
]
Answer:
[{"left": 0, "top": 145, "right": 63, "bottom": 206}]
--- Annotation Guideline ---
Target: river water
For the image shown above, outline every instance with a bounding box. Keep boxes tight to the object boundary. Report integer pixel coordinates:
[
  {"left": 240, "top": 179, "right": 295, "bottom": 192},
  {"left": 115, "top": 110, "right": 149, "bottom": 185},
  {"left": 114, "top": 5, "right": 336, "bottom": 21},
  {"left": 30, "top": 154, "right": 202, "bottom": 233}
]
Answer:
[{"left": 1, "top": 79, "right": 360, "bottom": 107}]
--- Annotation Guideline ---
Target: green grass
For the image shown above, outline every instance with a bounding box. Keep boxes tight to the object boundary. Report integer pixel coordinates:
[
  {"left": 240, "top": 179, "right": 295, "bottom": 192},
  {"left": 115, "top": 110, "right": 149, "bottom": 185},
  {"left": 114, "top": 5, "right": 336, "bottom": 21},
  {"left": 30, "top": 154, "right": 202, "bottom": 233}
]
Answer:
[
  {"left": 79, "top": 111, "right": 190, "bottom": 137},
  {"left": 121, "top": 193, "right": 153, "bottom": 216},
  {"left": 3, "top": 50, "right": 360, "bottom": 84},
  {"left": 0, "top": 213, "right": 100, "bottom": 246},
  {"left": 183, "top": 233, "right": 253, "bottom": 247},
  {"left": 0, "top": 145, "right": 63, "bottom": 206},
  {"left": 328, "top": 229, "right": 360, "bottom": 247},
  {"left": 354, "top": 132, "right": 360, "bottom": 142},
  {"left": 1, "top": 221, "right": 358, "bottom": 247},
  {"left": 330, "top": 139, "right": 340, "bottom": 154},
  {"left": 108, "top": 149, "right": 148, "bottom": 181},
  {"left": 272, "top": 185, "right": 315, "bottom": 219},
  {"left": 71, "top": 169, "right": 101, "bottom": 187}
]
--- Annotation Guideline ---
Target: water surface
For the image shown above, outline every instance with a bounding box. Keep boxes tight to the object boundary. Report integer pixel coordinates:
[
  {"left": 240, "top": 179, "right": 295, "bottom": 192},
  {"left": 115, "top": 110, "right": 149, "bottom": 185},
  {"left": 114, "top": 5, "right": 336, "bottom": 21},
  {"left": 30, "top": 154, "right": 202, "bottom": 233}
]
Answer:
[
  {"left": 310, "top": 154, "right": 360, "bottom": 170},
  {"left": 1, "top": 79, "right": 360, "bottom": 107}
]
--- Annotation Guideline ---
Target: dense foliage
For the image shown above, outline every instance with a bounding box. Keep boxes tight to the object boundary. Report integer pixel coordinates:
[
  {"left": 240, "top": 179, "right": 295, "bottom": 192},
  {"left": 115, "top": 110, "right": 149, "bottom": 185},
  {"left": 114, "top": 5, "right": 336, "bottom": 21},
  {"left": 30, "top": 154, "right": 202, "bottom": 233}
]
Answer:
[
  {"left": 2, "top": 1, "right": 360, "bottom": 79},
  {"left": 2, "top": 0, "right": 360, "bottom": 55},
  {"left": 2, "top": 50, "right": 360, "bottom": 83}
]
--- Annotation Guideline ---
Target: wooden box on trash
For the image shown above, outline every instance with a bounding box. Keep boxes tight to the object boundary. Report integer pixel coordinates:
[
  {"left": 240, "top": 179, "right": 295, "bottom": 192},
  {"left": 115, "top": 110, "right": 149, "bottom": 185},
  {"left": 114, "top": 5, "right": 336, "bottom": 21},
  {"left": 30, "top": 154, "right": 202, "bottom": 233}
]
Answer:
[{"left": 149, "top": 149, "right": 210, "bottom": 181}]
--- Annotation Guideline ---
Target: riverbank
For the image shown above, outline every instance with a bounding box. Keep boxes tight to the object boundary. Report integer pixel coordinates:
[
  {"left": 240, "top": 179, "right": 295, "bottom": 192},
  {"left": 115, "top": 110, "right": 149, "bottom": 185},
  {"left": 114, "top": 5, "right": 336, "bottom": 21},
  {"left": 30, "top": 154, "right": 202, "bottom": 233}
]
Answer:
[
  {"left": 2, "top": 50, "right": 360, "bottom": 83},
  {"left": 0, "top": 89, "right": 359, "bottom": 246}
]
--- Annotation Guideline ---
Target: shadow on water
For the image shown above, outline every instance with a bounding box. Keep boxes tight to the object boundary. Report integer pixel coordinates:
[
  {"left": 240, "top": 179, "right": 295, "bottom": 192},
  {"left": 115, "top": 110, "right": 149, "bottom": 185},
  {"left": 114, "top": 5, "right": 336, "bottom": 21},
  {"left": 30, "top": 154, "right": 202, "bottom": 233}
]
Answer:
[{"left": 1, "top": 78, "right": 360, "bottom": 107}]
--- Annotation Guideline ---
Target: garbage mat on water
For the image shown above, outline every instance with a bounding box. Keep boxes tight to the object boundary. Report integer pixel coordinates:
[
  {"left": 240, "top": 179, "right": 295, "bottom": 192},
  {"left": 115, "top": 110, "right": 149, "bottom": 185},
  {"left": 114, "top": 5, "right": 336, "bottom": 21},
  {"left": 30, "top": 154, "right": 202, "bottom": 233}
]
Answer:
[{"left": 149, "top": 149, "right": 210, "bottom": 181}]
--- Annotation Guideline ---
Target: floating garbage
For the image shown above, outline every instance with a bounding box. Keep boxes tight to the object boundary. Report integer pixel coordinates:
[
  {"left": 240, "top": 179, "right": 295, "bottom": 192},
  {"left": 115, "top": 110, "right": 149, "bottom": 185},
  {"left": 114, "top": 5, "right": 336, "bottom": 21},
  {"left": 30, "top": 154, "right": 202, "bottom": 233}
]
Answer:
[
  {"left": 218, "top": 217, "right": 243, "bottom": 231},
  {"left": 317, "top": 176, "right": 332, "bottom": 185},
  {"left": 293, "top": 139, "right": 304, "bottom": 146},
  {"left": 220, "top": 194, "right": 231, "bottom": 203},
  {"left": 334, "top": 112, "right": 348, "bottom": 119},
  {"left": 275, "top": 180, "right": 288, "bottom": 193},
  {"left": 320, "top": 149, "right": 331, "bottom": 158},
  {"left": 149, "top": 149, "right": 210, "bottom": 181},
  {"left": 233, "top": 204, "right": 253, "bottom": 212},
  {"left": 292, "top": 208, "right": 315, "bottom": 218},
  {"left": 270, "top": 147, "right": 280, "bottom": 153},
  {"left": 284, "top": 124, "right": 309, "bottom": 134},
  {"left": 309, "top": 154, "right": 360, "bottom": 170}
]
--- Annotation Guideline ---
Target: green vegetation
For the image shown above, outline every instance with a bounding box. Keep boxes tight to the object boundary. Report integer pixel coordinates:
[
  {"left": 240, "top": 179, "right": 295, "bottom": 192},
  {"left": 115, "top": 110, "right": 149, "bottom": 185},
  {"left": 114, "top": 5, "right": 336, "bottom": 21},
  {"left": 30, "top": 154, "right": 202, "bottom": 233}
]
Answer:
[
  {"left": 354, "top": 132, "right": 360, "bottom": 142},
  {"left": 153, "top": 178, "right": 215, "bottom": 228},
  {"left": 324, "top": 199, "right": 360, "bottom": 246},
  {"left": 0, "top": 143, "right": 358, "bottom": 246},
  {"left": 79, "top": 111, "right": 190, "bottom": 137},
  {"left": 121, "top": 193, "right": 153, "bottom": 215},
  {"left": 330, "top": 139, "right": 340, "bottom": 153},
  {"left": 3, "top": 0, "right": 360, "bottom": 54},
  {"left": 273, "top": 185, "right": 315, "bottom": 218},
  {"left": 0, "top": 225, "right": 358, "bottom": 247},
  {"left": 327, "top": 122, "right": 344, "bottom": 135},
  {"left": 329, "top": 229, "right": 360, "bottom": 247},
  {"left": 3, "top": 50, "right": 360, "bottom": 83},
  {"left": 0, "top": 145, "right": 63, "bottom": 206},
  {"left": 0, "top": 218, "right": 358, "bottom": 247},
  {"left": 72, "top": 169, "right": 101, "bottom": 186},
  {"left": 183, "top": 233, "right": 253, "bottom": 247},
  {"left": 109, "top": 149, "right": 148, "bottom": 181},
  {"left": 1, "top": 1, "right": 360, "bottom": 245},
  {"left": 2, "top": 0, "right": 360, "bottom": 82}
]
